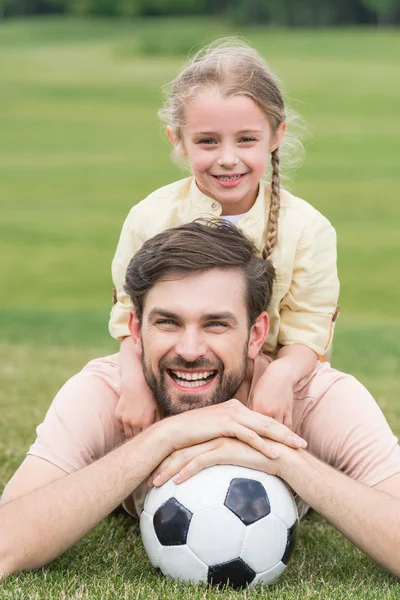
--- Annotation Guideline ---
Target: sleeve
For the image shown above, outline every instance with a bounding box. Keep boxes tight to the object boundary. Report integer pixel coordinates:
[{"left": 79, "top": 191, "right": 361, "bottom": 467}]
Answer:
[
  {"left": 28, "top": 372, "right": 124, "bottom": 473},
  {"left": 109, "top": 207, "right": 146, "bottom": 340},
  {"left": 278, "top": 212, "right": 340, "bottom": 355},
  {"left": 299, "top": 373, "right": 400, "bottom": 487}
]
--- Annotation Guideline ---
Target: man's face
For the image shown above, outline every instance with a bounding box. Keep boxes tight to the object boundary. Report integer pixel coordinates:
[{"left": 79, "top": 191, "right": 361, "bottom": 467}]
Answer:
[{"left": 136, "top": 268, "right": 258, "bottom": 416}]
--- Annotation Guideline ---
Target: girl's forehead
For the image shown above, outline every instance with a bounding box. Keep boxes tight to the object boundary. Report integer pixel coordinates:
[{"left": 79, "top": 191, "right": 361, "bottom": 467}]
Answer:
[{"left": 183, "top": 89, "right": 268, "bottom": 132}]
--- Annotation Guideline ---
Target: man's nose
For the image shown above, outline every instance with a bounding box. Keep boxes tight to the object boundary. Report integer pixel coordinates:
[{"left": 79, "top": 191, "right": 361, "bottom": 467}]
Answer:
[
  {"left": 217, "top": 144, "right": 239, "bottom": 168},
  {"left": 175, "top": 329, "right": 207, "bottom": 362}
]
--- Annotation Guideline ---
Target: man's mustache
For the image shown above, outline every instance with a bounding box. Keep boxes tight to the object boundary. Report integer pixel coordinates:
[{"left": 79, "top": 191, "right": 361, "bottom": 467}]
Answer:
[{"left": 159, "top": 356, "right": 224, "bottom": 371}]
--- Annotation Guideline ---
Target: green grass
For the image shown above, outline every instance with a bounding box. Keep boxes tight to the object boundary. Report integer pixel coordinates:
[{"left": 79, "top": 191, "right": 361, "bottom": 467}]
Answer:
[{"left": 1, "top": 16, "right": 400, "bottom": 599}]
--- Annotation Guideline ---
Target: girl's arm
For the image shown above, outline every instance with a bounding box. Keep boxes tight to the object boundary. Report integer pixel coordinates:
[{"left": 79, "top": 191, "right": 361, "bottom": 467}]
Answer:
[
  {"left": 115, "top": 336, "right": 159, "bottom": 438},
  {"left": 252, "top": 344, "right": 317, "bottom": 429}
]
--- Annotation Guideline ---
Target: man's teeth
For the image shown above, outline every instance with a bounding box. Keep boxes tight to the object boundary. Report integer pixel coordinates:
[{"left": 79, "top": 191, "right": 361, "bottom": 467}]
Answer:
[
  {"left": 216, "top": 174, "right": 241, "bottom": 181},
  {"left": 172, "top": 370, "right": 214, "bottom": 381},
  {"left": 171, "top": 370, "right": 215, "bottom": 387}
]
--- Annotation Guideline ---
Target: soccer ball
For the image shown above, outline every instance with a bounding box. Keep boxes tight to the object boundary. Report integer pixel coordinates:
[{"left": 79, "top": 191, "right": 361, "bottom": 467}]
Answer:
[{"left": 140, "top": 465, "right": 298, "bottom": 589}]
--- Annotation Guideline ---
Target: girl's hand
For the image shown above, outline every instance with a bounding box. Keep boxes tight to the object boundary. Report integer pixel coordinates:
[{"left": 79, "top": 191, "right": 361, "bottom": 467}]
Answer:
[
  {"left": 251, "top": 366, "right": 294, "bottom": 429},
  {"left": 115, "top": 382, "right": 160, "bottom": 438},
  {"left": 147, "top": 437, "right": 284, "bottom": 488}
]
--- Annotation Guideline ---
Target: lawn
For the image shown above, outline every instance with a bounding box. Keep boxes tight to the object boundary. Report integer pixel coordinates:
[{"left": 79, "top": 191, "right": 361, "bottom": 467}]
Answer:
[{"left": 0, "top": 16, "right": 400, "bottom": 599}]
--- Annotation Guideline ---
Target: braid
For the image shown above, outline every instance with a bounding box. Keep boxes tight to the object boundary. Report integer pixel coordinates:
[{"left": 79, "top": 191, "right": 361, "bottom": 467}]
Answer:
[{"left": 262, "top": 149, "right": 281, "bottom": 260}]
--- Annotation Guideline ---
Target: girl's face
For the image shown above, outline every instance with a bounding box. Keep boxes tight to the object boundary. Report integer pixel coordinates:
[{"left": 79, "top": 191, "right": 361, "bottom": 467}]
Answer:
[{"left": 171, "top": 88, "right": 284, "bottom": 215}]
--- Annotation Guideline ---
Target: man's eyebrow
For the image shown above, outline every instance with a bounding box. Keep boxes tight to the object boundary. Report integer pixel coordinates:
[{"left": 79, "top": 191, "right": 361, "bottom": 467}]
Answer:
[
  {"left": 202, "top": 312, "right": 238, "bottom": 324},
  {"left": 147, "top": 309, "right": 180, "bottom": 321}
]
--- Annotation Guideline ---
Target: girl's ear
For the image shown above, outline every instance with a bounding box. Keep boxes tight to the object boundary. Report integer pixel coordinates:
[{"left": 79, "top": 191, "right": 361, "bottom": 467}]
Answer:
[
  {"left": 166, "top": 126, "right": 177, "bottom": 147},
  {"left": 128, "top": 310, "right": 142, "bottom": 355},
  {"left": 247, "top": 312, "right": 269, "bottom": 359},
  {"left": 270, "top": 122, "right": 286, "bottom": 152}
]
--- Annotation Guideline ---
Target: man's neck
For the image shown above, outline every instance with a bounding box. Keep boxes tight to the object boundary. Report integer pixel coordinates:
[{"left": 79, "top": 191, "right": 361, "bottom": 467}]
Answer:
[{"left": 235, "top": 359, "right": 255, "bottom": 406}]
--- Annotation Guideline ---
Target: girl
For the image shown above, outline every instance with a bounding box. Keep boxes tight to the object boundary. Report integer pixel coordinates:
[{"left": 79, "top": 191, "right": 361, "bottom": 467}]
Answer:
[{"left": 110, "top": 38, "right": 339, "bottom": 439}]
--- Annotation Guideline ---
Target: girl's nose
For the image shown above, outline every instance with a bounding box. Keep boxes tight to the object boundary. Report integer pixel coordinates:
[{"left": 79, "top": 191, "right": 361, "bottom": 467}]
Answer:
[{"left": 217, "top": 147, "right": 239, "bottom": 168}]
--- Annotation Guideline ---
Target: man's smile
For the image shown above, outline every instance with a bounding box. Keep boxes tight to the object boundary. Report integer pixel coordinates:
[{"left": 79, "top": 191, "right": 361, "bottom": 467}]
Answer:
[{"left": 167, "top": 368, "right": 218, "bottom": 391}]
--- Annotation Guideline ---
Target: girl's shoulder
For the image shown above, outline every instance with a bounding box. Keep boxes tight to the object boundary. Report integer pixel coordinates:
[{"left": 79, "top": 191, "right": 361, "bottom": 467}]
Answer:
[
  {"left": 277, "top": 185, "right": 335, "bottom": 232},
  {"left": 122, "top": 177, "right": 196, "bottom": 240},
  {"left": 134, "top": 177, "right": 193, "bottom": 211}
]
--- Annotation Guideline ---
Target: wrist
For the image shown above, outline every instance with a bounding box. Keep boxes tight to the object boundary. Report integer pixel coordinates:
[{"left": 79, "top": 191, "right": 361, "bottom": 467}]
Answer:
[{"left": 266, "top": 358, "right": 298, "bottom": 386}]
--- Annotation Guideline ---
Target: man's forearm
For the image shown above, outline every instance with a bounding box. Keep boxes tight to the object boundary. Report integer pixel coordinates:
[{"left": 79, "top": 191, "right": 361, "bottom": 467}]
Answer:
[
  {"left": 282, "top": 450, "right": 400, "bottom": 576},
  {"left": 0, "top": 424, "right": 170, "bottom": 576}
]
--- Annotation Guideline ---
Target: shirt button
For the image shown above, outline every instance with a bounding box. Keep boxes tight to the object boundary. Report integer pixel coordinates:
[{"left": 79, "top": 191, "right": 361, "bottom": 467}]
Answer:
[{"left": 211, "top": 202, "right": 218, "bottom": 211}]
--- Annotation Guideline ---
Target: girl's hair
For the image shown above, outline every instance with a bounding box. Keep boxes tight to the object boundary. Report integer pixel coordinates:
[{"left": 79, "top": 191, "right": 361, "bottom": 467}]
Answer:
[{"left": 158, "top": 37, "right": 304, "bottom": 259}]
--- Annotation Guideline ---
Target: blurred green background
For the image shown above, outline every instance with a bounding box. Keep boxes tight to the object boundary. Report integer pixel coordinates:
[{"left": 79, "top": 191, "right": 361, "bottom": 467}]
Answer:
[{"left": 1, "top": 9, "right": 400, "bottom": 599}]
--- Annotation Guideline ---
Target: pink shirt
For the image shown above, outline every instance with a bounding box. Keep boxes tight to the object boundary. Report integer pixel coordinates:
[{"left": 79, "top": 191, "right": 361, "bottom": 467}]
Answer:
[{"left": 28, "top": 354, "right": 400, "bottom": 515}]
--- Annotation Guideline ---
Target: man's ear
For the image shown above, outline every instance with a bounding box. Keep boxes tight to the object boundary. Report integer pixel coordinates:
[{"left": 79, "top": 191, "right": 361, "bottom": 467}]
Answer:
[
  {"left": 128, "top": 309, "right": 142, "bottom": 355},
  {"left": 247, "top": 312, "right": 269, "bottom": 359}
]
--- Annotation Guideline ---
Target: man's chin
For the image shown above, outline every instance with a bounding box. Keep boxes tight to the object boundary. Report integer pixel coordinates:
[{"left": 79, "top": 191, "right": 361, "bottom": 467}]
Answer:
[{"left": 162, "top": 391, "right": 218, "bottom": 416}]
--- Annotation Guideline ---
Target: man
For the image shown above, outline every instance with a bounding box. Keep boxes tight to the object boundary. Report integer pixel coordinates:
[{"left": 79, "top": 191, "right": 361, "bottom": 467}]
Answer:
[{"left": 1, "top": 221, "right": 400, "bottom": 578}]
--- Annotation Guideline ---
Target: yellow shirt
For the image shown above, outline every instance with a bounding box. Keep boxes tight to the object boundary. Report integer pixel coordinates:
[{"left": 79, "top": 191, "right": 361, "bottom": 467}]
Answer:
[{"left": 110, "top": 177, "right": 339, "bottom": 355}]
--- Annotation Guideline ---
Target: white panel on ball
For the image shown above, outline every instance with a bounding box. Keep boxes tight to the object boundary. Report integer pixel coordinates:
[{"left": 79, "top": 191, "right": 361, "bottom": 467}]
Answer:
[
  {"left": 173, "top": 465, "right": 243, "bottom": 513},
  {"left": 158, "top": 545, "right": 208, "bottom": 584},
  {"left": 251, "top": 561, "right": 286, "bottom": 587},
  {"left": 187, "top": 505, "right": 245, "bottom": 565},
  {"left": 241, "top": 514, "right": 288, "bottom": 573},
  {"left": 143, "top": 478, "right": 176, "bottom": 517},
  {"left": 259, "top": 473, "right": 298, "bottom": 528},
  {"left": 140, "top": 512, "right": 162, "bottom": 568}
]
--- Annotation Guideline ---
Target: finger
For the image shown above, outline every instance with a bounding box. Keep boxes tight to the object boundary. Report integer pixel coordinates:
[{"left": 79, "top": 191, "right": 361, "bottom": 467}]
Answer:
[
  {"left": 225, "top": 407, "right": 306, "bottom": 449},
  {"left": 116, "top": 419, "right": 125, "bottom": 433},
  {"left": 152, "top": 441, "right": 218, "bottom": 487},
  {"left": 123, "top": 424, "right": 135, "bottom": 439},
  {"left": 283, "top": 414, "right": 293, "bottom": 430},
  {"left": 223, "top": 422, "right": 282, "bottom": 459},
  {"left": 173, "top": 444, "right": 275, "bottom": 484}
]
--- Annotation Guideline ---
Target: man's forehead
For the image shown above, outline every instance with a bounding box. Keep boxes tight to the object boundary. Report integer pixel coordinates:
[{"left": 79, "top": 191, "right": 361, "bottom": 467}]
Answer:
[{"left": 143, "top": 268, "right": 247, "bottom": 317}]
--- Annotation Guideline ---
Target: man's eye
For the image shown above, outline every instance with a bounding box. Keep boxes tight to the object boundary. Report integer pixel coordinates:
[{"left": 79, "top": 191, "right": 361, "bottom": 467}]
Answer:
[
  {"left": 156, "top": 320, "right": 177, "bottom": 327},
  {"left": 206, "top": 322, "right": 228, "bottom": 330}
]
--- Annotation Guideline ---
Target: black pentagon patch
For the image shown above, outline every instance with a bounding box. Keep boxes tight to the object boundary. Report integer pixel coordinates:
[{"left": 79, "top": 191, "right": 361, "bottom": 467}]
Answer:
[
  {"left": 224, "top": 478, "right": 270, "bottom": 525},
  {"left": 153, "top": 497, "right": 192, "bottom": 546},
  {"left": 208, "top": 558, "right": 256, "bottom": 590},
  {"left": 282, "top": 520, "right": 298, "bottom": 565}
]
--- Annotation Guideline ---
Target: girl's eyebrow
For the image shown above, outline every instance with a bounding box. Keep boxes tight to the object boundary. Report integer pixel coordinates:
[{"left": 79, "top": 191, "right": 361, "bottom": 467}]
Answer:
[{"left": 193, "top": 129, "right": 263, "bottom": 136}]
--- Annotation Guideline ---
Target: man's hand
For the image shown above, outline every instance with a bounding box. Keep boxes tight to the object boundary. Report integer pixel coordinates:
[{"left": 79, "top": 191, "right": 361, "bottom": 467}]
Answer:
[
  {"left": 163, "top": 399, "right": 307, "bottom": 458},
  {"left": 147, "top": 403, "right": 306, "bottom": 486},
  {"left": 146, "top": 436, "right": 286, "bottom": 488}
]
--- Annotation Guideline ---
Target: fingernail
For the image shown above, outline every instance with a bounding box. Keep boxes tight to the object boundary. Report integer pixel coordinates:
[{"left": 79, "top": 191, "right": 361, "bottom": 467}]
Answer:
[
  {"left": 153, "top": 474, "right": 161, "bottom": 486},
  {"left": 291, "top": 435, "right": 307, "bottom": 448},
  {"left": 145, "top": 478, "right": 152, "bottom": 488},
  {"left": 173, "top": 473, "right": 182, "bottom": 483}
]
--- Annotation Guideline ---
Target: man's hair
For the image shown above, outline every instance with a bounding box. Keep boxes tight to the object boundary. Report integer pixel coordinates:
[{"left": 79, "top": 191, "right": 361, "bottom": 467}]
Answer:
[{"left": 125, "top": 219, "right": 275, "bottom": 326}]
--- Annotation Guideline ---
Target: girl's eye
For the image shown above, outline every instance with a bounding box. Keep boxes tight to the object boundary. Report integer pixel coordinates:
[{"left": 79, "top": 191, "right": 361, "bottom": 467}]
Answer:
[
  {"left": 198, "top": 139, "right": 217, "bottom": 145},
  {"left": 239, "top": 137, "right": 257, "bottom": 143}
]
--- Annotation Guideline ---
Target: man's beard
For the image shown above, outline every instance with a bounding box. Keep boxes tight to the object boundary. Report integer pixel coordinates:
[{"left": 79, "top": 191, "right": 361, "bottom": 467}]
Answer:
[{"left": 141, "top": 348, "right": 248, "bottom": 416}]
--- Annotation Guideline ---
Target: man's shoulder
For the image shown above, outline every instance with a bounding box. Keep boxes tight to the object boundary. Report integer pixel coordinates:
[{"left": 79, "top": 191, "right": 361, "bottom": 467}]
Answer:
[{"left": 79, "top": 353, "right": 122, "bottom": 397}]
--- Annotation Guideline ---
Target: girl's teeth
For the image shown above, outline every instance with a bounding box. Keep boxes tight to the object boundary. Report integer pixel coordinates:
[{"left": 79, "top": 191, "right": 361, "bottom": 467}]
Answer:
[{"left": 217, "top": 175, "right": 241, "bottom": 181}]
